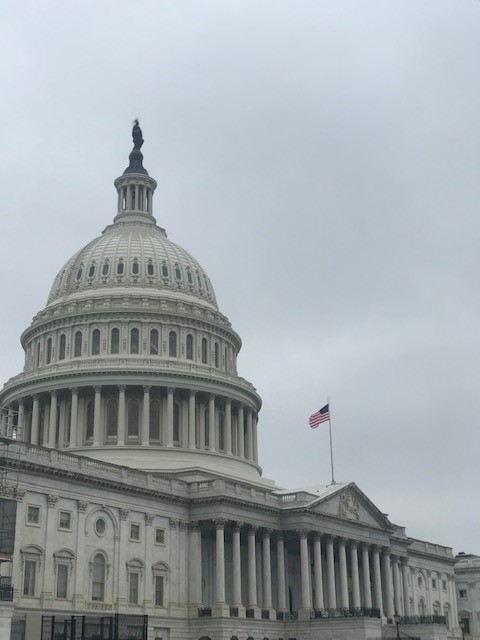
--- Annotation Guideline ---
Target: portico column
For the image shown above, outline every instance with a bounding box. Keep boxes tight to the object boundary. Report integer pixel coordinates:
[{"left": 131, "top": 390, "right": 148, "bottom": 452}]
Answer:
[
  {"left": 7, "top": 406, "right": 14, "bottom": 438},
  {"left": 17, "top": 400, "right": 25, "bottom": 440},
  {"left": 237, "top": 405, "right": 245, "bottom": 458},
  {"left": 392, "top": 556, "right": 402, "bottom": 614},
  {"left": 166, "top": 387, "right": 174, "bottom": 447},
  {"left": 362, "top": 544, "right": 372, "bottom": 608},
  {"left": 448, "top": 576, "right": 459, "bottom": 628},
  {"left": 326, "top": 536, "right": 336, "bottom": 608},
  {"left": 214, "top": 519, "right": 226, "bottom": 603},
  {"left": 382, "top": 550, "right": 394, "bottom": 617},
  {"left": 262, "top": 530, "right": 272, "bottom": 609},
  {"left": 372, "top": 547, "right": 384, "bottom": 615},
  {"left": 247, "top": 526, "right": 258, "bottom": 608},
  {"left": 188, "top": 390, "right": 196, "bottom": 449},
  {"left": 208, "top": 394, "right": 216, "bottom": 452},
  {"left": 188, "top": 522, "right": 203, "bottom": 608},
  {"left": 225, "top": 399, "right": 232, "bottom": 455},
  {"left": 338, "top": 538, "right": 349, "bottom": 607},
  {"left": 68, "top": 388, "right": 78, "bottom": 448},
  {"left": 232, "top": 523, "right": 242, "bottom": 607},
  {"left": 299, "top": 530, "right": 312, "bottom": 610},
  {"left": 48, "top": 390, "right": 57, "bottom": 447},
  {"left": 93, "top": 386, "right": 102, "bottom": 446},
  {"left": 0, "top": 410, "right": 7, "bottom": 437},
  {"left": 351, "top": 541, "right": 361, "bottom": 608},
  {"left": 141, "top": 386, "right": 150, "bottom": 446},
  {"left": 246, "top": 410, "right": 253, "bottom": 460},
  {"left": 313, "top": 533, "right": 324, "bottom": 610},
  {"left": 31, "top": 394, "right": 40, "bottom": 445},
  {"left": 401, "top": 559, "right": 410, "bottom": 616},
  {"left": 277, "top": 534, "right": 286, "bottom": 611},
  {"left": 117, "top": 386, "right": 126, "bottom": 446}
]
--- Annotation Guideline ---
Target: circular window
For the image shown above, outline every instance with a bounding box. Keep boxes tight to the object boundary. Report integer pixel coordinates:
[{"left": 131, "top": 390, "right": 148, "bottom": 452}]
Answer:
[{"left": 95, "top": 517, "right": 106, "bottom": 536}]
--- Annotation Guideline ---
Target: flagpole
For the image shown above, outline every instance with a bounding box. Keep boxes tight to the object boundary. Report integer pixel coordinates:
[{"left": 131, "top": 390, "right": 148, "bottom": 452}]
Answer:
[{"left": 328, "top": 396, "right": 336, "bottom": 485}]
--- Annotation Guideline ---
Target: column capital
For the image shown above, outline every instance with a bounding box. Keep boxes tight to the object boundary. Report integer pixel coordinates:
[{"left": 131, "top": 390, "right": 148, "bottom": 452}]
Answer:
[
  {"left": 189, "top": 389, "right": 197, "bottom": 398},
  {"left": 50, "top": 390, "right": 57, "bottom": 398},
  {"left": 167, "top": 387, "right": 175, "bottom": 394},
  {"left": 247, "top": 524, "right": 258, "bottom": 535},
  {"left": 144, "top": 513, "right": 154, "bottom": 525},
  {"left": 350, "top": 539, "right": 360, "bottom": 549},
  {"left": 94, "top": 385, "right": 102, "bottom": 393},
  {"left": 32, "top": 393, "right": 39, "bottom": 400},
  {"left": 231, "top": 521, "right": 243, "bottom": 532},
  {"left": 209, "top": 393, "right": 216, "bottom": 400},
  {"left": 77, "top": 500, "right": 88, "bottom": 513},
  {"left": 337, "top": 536, "right": 347, "bottom": 547},
  {"left": 213, "top": 518, "right": 227, "bottom": 529},
  {"left": 143, "top": 385, "right": 151, "bottom": 393},
  {"left": 262, "top": 528, "right": 273, "bottom": 538},
  {"left": 296, "top": 528, "right": 309, "bottom": 539},
  {"left": 276, "top": 531, "right": 285, "bottom": 542},
  {"left": 169, "top": 517, "right": 179, "bottom": 529},
  {"left": 188, "top": 521, "right": 201, "bottom": 532},
  {"left": 118, "top": 385, "right": 126, "bottom": 392},
  {"left": 400, "top": 556, "right": 409, "bottom": 567},
  {"left": 120, "top": 508, "right": 130, "bottom": 521},
  {"left": 70, "top": 387, "right": 78, "bottom": 394},
  {"left": 47, "top": 494, "right": 58, "bottom": 508},
  {"left": 312, "top": 531, "right": 323, "bottom": 541}
]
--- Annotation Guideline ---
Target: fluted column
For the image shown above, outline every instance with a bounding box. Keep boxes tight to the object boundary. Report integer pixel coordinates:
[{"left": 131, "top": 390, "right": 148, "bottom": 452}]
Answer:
[
  {"left": 401, "top": 558, "right": 410, "bottom": 616},
  {"left": 17, "top": 400, "right": 25, "bottom": 439},
  {"left": 208, "top": 394, "right": 216, "bottom": 452},
  {"left": 362, "top": 544, "right": 372, "bottom": 608},
  {"left": 246, "top": 409, "right": 253, "bottom": 460},
  {"left": 247, "top": 526, "right": 258, "bottom": 608},
  {"left": 262, "top": 530, "right": 272, "bottom": 609},
  {"left": 232, "top": 523, "right": 242, "bottom": 606},
  {"left": 188, "top": 391, "right": 196, "bottom": 449},
  {"left": 237, "top": 405, "right": 245, "bottom": 458},
  {"left": 351, "top": 541, "right": 361, "bottom": 608},
  {"left": 188, "top": 522, "right": 203, "bottom": 608},
  {"left": 166, "top": 387, "right": 174, "bottom": 447},
  {"left": 141, "top": 386, "right": 150, "bottom": 446},
  {"left": 372, "top": 547, "right": 383, "bottom": 615},
  {"left": 382, "top": 550, "right": 394, "bottom": 617},
  {"left": 6, "top": 407, "right": 14, "bottom": 438},
  {"left": 31, "top": 394, "right": 40, "bottom": 445},
  {"left": 48, "top": 391, "right": 57, "bottom": 447},
  {"left": 299, "top": 530, "right": 312, "bottom": 610},
  {"left": 392, "top": 556, "right": 402, "bottom": 614},
  {"left": 214, "top": 519, "right": 226, "bottom": 603},
  {"left": 313, "top": 533, "right": 324, "bottom": 610},
  {"left": 277, "top": 534, "right": 286, "bottom": 611},
  {"left": 117, "top": 386, "right": 126, "bottom": 446},
  {"left": 93, "top": 386, "right": 102, "bottom": 446},
  {"left": 339, "top": 538, "right": 349, "bottom": 607},
  {"left": 252, "top": 413, "right": 258, "bottom": 463},
  {"left": 326, "top": 536, "right": 336, "bottom": 608},
  {"left": 68, "top": 388, "right": 78, "bottom": 448},
  {"left": 225, "top": 399, "right": 232, "bottom": 455},
  {"left": 0, "top": 410, "right": 7, "bottom": 437}
]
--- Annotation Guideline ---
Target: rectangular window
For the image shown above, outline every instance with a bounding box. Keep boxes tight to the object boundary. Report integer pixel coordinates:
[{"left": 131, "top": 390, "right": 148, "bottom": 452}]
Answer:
[
  {"left": 129, "top": 572, "right": 139, "bottom": 604},
  {"left": 23, "top": 560, "right": 36, "bottom": 596},
  {"left": 59, "top": 511, "right": 72, "bottom": 530},
  {"left": 26, "top": 505, "right": 40, "bottom": 525},
  {"left": 56, "top": 564, "right": 68, "bottom": 598},
  {"left": 155, "top": 575, "right": 164, "bottom": 607},
  {"left": 432, "top": 578, "right": 437, "bottom": 590},
  {"left": 130, "top": 523, "right": 140, "bottom": 541},
  {"left": 442, "top": 580, "right": 447, "bottom": 591},
  {"left": 461, "top": 618, "right": 471, "bottom": 635},
  {"left": 155, "top": 528, "right": 165, "bottom": 545},
  {"left": 459, "top": 589, "right": 468, "bottom": 598}
]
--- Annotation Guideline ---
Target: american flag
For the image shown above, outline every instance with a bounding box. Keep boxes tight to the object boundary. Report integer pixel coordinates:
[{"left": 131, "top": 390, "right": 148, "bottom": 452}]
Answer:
[{"left": 309, "top": 404, "right": 330, "bottom": 428}]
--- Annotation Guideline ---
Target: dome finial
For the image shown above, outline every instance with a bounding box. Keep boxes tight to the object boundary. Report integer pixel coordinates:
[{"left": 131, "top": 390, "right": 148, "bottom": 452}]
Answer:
[{"left": 124, "top": 119, "right": 148, "bottom": 175}]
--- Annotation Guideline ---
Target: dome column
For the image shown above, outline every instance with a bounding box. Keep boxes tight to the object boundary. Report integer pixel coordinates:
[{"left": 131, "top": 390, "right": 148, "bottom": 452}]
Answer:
[
  {"left": 166, "top": 388, "right": 174, "bottom": 447},
  {"left": 252, "top": 413, "right": 258, "bottom": 464},
  {"left": 237, "top": 404, "right": 245, "bottom": 458},
  {"left": 68, "top": 388, "right": 78, "bottom": 448},
  {"left": 117, "top": 386, "right": 126, "bottom": 446},
  {"left": 93, "top": 386, "right": 102, "bottom": 446},
  {"left": 17, "top": 399, "right": 25, "bottom": 441},
  {"left": 225, "top": 399, "right": 232, "bottom": 455},
  {"left": 188, "top": 391, "right": 196, "bottom": 449},
  {"left": 141, "top": 386, "right": 150, "bottom": 446},
  {"left": 31, "top": 394, "right": 40, "bottom": 445},
  {"left": 246, "top": 409, "right": 253, "bottom": 461},
  {"left": 208, "top": 394, "right": 216, "bottom": 452},
  {"left": 47, "top": 391, "right": 57, "bottom": 447}
]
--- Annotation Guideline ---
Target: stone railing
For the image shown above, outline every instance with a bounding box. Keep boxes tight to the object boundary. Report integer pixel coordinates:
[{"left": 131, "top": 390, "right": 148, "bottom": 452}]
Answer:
[
  {"left": 313, "top": 607, "right": 381, "bottom": 619},
  {"left": 397, "top": 615, "right": 446, "bottom": 625},
  {"left": 0, "top": 584, "right": 13, "bottom": 602},
  {"left": 198, "top": 607, "right": 212, "bottom": 618}
]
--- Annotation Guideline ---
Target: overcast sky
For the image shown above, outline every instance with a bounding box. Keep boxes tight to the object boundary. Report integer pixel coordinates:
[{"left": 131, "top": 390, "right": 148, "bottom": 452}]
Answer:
[{"left": 1, "top": 0, "right": 479, "bottom": 554}]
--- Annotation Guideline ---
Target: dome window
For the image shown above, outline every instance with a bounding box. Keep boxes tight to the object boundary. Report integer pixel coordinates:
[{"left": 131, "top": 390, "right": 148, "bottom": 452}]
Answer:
[
  {"left": 101, "top": 261, "right": 110, "bottom": 276},
  {"left": 161, "top": 263, "right": 169, "bottom": 278},
  {"left": 92, "top": 329, "right": 100, "bottom": 356},
  {"left": 174, "top": 265, "right": 182, "bottom": 280},
  {"left": 187, "top": 269, "right": 194, "bottom": 285},
  {"left": 88, "top": 264, "right": 96, "bottom": 278},
  {"left": 149, "top": 400, "right": 160, "bottom": 441},
  {"left": 204, "top": 278, "right": 210, "bottom": 293},
  {"left": 74, "top": 331, "right": 82, "bottom": 358},
  {"left": 106, "top": 399, "right": 118, "bottom": 439},
  {"left": 168, "top": 331, "right": 177, "bottom": 357},
  {"left": 110, "top": 328, "right": 120, "bottom": 354},
  {"left": 147, "top": 261, "right": 154, "bottom": 277},
  {"left": 130, "top": 328, "right": 140, "bottom": 354},
  {"left": 186, "top": 334, "right": 193, "bottom": 360},
  {"left": 150, "top": 329, "right": 159, "bottom": 355},
  {"left": 76, "top": 266, "right": 83, "bottom": 281},
  {"left": 201, "top": 338, "right": 208, "bottom": 364},
  {"left": 132, "top": 259, "right": 139, "bottom": 276},
  {"left": 214, "top": 342, "right": 219, "bottom": 368},
  {"left": 127, "top": 399, "right": 139, "bottom": 439},
  {"left": 197, "top": 273, "right": 203, "bottom": 289},
  {"left": 46, "top": 338, "right": 52, "bottom": 365},
  {"left": 59, "top": 334, "right": 66, "bottom": 361},
  {"left": 116, "top": 260, "right": 124, "bottom": 276}
]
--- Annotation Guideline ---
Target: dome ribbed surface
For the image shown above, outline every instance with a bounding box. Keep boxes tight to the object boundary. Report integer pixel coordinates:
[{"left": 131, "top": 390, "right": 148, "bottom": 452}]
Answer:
[{"left": 47, "top": 221, "right": 218, "bottom": 308}]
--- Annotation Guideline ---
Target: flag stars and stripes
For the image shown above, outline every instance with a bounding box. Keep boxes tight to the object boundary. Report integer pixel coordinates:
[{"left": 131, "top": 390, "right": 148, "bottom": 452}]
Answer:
[{"left": 309, "top": 404, "right": 330, "bottom": 428}]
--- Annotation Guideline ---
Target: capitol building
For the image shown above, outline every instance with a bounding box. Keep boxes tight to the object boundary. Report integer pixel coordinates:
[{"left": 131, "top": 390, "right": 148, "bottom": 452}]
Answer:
[{"left": 0, "top": 125, "right": 469, "bottom": 640}]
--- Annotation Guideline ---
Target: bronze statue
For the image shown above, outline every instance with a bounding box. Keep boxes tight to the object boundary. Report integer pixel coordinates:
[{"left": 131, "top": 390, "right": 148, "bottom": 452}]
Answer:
[{"left": 132, "top": 119, "right": 144, "bottom": 150}]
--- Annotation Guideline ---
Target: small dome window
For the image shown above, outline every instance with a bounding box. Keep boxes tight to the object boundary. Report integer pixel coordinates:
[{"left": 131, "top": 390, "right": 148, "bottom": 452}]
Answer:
[
  {"left": 174, "top": 265, "right": 182, "bottom": 280},
  {"left": 147, "top": 261, "right": 154, "bottom": 277},
  {"left": 88, "top": 263, "right": 96, "bottom": 278},
  {"left": 132, "top": 259, "right": 139, "bottom": 275},
  {"left": 76, "top": 266, "right": 83, "bottom": 281},
  {"left": 187, "top": 269, "right": 194, "bottom": 285},
  {"left": 101, "top": 261, "right": 110, "bottom": 276},
  {"left": 116, "top": 260, "right": 124, "bottom": 276},
  {"left": 197, "top": 273, "right": 203, "bottom": 289},
  {"left": 204, "top": 277, "right": 210, "bottom": 292},
  {"left": 161, "top": 263, "right": 169, "bottom": 278}
]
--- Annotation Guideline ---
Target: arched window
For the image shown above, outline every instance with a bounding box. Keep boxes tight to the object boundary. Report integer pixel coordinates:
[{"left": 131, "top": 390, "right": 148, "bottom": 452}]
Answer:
[
  {"left": 127, "top": 399, "right": 139, "bottom": 438},
  {"left": 132, "top": 259, "right": 139, "bottom": 275},
  {"left": 168, "top": 331, "right": 177, "bottom": 357},
  {"left": 59, "top": 334, "right": 66, "bottom": 360},
  {"left": 147, "top": 261, "right": 154, "bottom": 277},
  {"left": 76, "top": 266, "right": 83, "bottom": 281},
  {"left": 91, "top": 553, "right": 106, "bottom": 602},
  {"left": 418, "top": 598, "right": 426, "bottom": 616},
  {"left": 130, "top": 328, "right": 140, "bottom": 354},
  {"left": 35, "top": 343, "right": 40, "bottom": 368},
  {"left": 101, "top": 260, "right": 109, "bottom": 276},
  {"left": 106, "top": 399, "right": 118, "bottom": 439},
  {"left": 86, "top": 400, "right": 94, "bottom": 440},
  {"left": 186, "top": 334, "right": 193, "bottom": 360},
  {"left": 201, "top": 338, "right": 208, "bottom": 364},
  {"left": 187, "top": 269, "right": 193, "bottom": 285},
  {"left": 214, "top": 342, "right": 219, "bottom": 368},
  {"left": 197, "top": 272, "right": 203, "bottom": 289},
  {"left": 116, "top": 259, "right": 124, "bottom": 276},
  {"left": 46, "top": 338, "right": 52, "bottom": 364},
  {"left": 218, "top": 413, "right": 225, "bottom": 451},
  {"left": 173, "top": 403, "right": 180, "bottom": 444},
  {"left": 161, "top": 263, "right": 169, "bottom": 278},
  {"left": 111, "top": 328, "right": 120, "bottom": 354},
  {"left": 88, "top": 263, "right": 96, "bottom": 278},
  {"left": 174, "top": 265, "right": 182, "bottom": 280},
  {"left": 92, "top": 329, "right": 100, "bottom": 355},
  {"left": 150, "top": 329, "right": 159, "bottom": 355},
  {"left": 74, "top": 331, "right": 82, "bottom": 358},
  {"left": 149, "top": 400, "right": 160, "bottom": 441}
]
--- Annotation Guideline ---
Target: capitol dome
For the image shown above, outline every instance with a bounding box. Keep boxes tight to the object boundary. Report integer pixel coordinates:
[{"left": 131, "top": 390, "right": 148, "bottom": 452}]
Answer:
[{"left": 0, "top": 123, "right": 262, "bottom": 482}]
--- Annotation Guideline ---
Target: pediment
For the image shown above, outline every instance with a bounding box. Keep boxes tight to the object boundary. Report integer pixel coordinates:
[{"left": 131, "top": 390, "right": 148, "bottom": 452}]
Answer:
[{"left": 307, "top": 483, "right": 391, "bottom": 530}]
